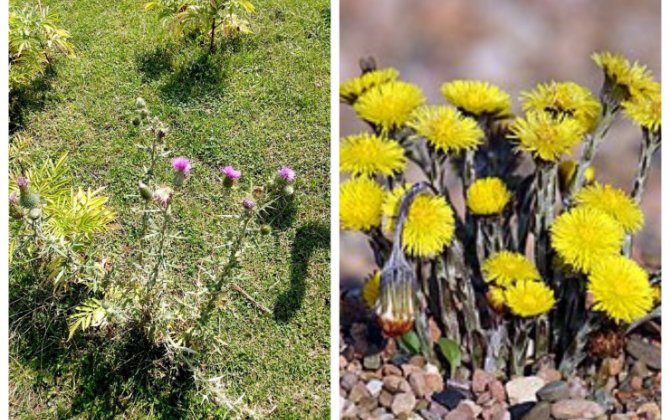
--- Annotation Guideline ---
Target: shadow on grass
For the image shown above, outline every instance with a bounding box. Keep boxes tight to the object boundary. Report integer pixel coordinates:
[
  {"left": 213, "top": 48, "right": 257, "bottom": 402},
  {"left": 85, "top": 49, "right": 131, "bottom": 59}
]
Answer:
[
  {"left": 135, "top": 46, "right": 175, "bottom": 82},
  {"left": 273, "top": 221, "right": 329, "bottom": 323},
  {"left": 9, "top": 67, "right": 59, "bottom": 134},
  {"left": 259, "top": 195, "right": 297, "bottom": 232}
]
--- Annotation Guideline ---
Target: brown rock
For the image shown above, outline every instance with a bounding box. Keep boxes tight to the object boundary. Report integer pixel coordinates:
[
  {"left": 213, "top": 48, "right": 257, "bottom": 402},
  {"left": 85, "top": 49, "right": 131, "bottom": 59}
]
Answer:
[
  {"left": 489, "top": 380, "right": 507, "bottom": 403},
  {"left": 391, "top": 392, "right": 417, "bottom": 416},
  {"left": 409, "top": 372, "right": 429, "bottom": 398},
  {"left": 537, "top": 367, "right": 562, "bottom": 383},
  {"left": 425, "top": 373, "right": 444, "bottom": 394},
  {"left": 551, "top": 399, "right": 605, "bottom": 419},
  {"left": 360, "top": 370, "right": 382, "bottom": 381},
  {"left": 446, "top": 401, "right": 477, "bottom": 420},
  {"left": 505, "top": 376, "right": 545, "bottom": 404},
  {"left": 473, "top": 369, "right": 493, "bottom": 393},
  {"left": 626, "top": 338, "right": 661, "bottom": 370},
  {"left": 359, "top": 396, "right": 379, "bottom": 412},
  {"left": 384, "top": 375, "right": 411, "bottom": 394},
  {"left": 631, "top": 376, "right": 643, "bottom": 391},
  {"left": 477, "top": 391, "right": 493, "bottom": 405},
  {"left": 346, "top": 359, "right": 362, "bottom": 374},
  {"left": 379, "top": 390, "right": 394, "bottom": 407},
  {"left": 636, "top": 402, "right": 661, "bottom": 419},
  {"left": 340, "top": 355, "right": 348, "bottom": 370},
  {"left": 402, "top": 363, "right": 423, "bottom": 378},
  {"left": 522, "top": 401, "right": 551, "bottom": 420},
  {"left": 429, "top": 317, "right": 442, "bottom": 342},
  {"left": 409, "top": 354, "right": 426, "bottom": 368},
  {"left": 382, "top": 364, "right": 403, "bottom": 376},
  {"left": 567, "top": 377, "right": 589, "bottom": 399},
  {"left": 429, "top": 401, "right": 450, "bottom": 418},
  {"left": 604, "top": 355, "right": 625, "bottom": 376},
  {"left": 349, "top": 381, "right": 371, "bottom": 403}
]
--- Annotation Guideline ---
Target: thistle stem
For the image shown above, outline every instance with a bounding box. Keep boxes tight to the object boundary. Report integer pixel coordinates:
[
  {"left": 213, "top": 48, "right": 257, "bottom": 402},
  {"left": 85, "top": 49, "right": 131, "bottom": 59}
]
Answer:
[{"left": 533, "top": 161, "right": 557, "bottom": 279}]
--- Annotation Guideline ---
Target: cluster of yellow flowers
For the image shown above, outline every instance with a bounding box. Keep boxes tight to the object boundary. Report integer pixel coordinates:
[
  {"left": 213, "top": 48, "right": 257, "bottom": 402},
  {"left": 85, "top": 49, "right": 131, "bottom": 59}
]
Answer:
[{"left": 340, "top": 51, "right": 660, "bottom": 328}]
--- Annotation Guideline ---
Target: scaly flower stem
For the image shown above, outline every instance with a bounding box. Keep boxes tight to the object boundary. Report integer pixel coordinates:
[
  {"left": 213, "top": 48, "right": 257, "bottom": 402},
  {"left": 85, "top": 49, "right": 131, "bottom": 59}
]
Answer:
[
  {"left": 533, "top": 161, "right": 557, "bottom": 279},
  {"left": 147, "top": 206, "right": 170, "bottom": 289}
]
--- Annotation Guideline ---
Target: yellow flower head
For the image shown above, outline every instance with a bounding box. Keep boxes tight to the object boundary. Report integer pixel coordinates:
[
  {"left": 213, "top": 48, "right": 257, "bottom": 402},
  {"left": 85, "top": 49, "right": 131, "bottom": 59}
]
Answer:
[
  {"left": 441, "top": 80, "right": 512, "bottom": 117},
  {"left": 340, "top": 68, "right": 399, "bottom": 104},
  {"left": 482, "top": 251, "right": 540, "bottom": 287},
  {"left": 505, "top": 280, "right": 555, "bottom": 317},
  {"left": 466, "top": 177, "right": 511, "bottom": 216},
  {"left": 551, "top": 207, "right": 625, "bottom": 273},
  {"left": 558, "top": 160, "right": 595, "bottom": 191},
  {"left": 402, "top": 194, "right": 455, "bottom": 258},
  {"left": 354, "top": 81, "right": 426, "bottom": 132},
  {"left": 575, "top": 184, "right": 644, "bottom": 234},
  {"left": 509, "top": 111, "right": 585, "bottom": 162},
  {"left": 340, "top": 133, "right": 406, "bottom": 177},
  {"left": 487, "top": 286, "right": 507, "bottom": 311},
  {"left": 339, "top": 177, "right": 384, "bottom": 231},
  {"left": 362, "top": 271, "right": 381, "bottom": 308},
  {"left": 588, "top": 255, "right": 653, "bottom": 323},
  {"left": 622, "top": 83, "right": 661, "bottom": 133},
  {"left": 521, "top": 81, "right": 602, "bottom": 133},
  {"left": 381, "top": 183, "right": 410, "bottom": 233},
  {"left": 592, "top": 52, "right": 657, "bottom": 99},
  {"left": 407, "top": 106, "right": 484, "bottom": 154}
]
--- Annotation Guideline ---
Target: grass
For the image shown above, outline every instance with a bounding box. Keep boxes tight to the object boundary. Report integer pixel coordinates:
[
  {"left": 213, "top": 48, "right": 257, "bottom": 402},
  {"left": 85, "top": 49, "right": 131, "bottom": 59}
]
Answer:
[{"left": 9, "top": 0, "right": 330, "bottom": 417}]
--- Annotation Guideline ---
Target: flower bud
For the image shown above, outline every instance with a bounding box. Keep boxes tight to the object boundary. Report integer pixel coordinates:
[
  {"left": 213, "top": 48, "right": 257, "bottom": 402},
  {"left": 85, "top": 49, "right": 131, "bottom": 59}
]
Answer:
[
  {"left": 252, "top": 186, "right": 264, "bottom": 198},
  {"left": 138, "top": 181, "right": 152, "bottom": 201},
  {"left": 139, "top": 108, "right": 150, "bottom": 119},
  {"left": 156, "top": 127, "right": 167, "bottom": 139},
  {"left": 28, "top": 207, "right": 42, "bottom": 220},
  {"left": 132, "top": 116, "right": 141, "bottom": 126},
  {"left": 135, "top": 97, "right": 147, "bottom": 109},
  {"left": 277, "top": 166, "right": 296, "bottom": 183},
  {"left": 242, "top": 198, "right": 255, "bottom": 210},
  {"left": 283, "top": 185, "right": 294, "bottom": 196},
  {"left": 260, "top": 224, "right": 272, "bottom": 235}
]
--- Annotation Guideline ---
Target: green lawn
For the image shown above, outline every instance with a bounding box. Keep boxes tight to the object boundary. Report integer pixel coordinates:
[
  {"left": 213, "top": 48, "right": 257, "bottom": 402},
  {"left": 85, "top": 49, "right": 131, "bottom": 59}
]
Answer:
[{"left": 9, "top": 0, "right": 330, "bottom": 417}]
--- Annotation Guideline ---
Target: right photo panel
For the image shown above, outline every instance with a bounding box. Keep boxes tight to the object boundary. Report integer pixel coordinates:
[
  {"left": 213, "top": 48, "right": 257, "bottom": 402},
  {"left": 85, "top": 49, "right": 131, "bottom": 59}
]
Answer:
[{"left": 339, "top": 1, "right": 661, "bottom": 419}]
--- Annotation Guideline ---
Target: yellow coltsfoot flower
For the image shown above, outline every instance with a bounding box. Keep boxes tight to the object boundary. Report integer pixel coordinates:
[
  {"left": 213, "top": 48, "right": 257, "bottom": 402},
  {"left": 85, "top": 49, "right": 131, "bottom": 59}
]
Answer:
[
  {"left": 401, "top": 194, "right": 455, "bottom": 258},
  {"left": 551, "top": 207, "right": 625, "bottom": 273},
  {"left": 340, "top": 133, "right": 406, "bottom": 177},
  {"left": 592, "top": 51, "right": 657, "bottom": 101},
  {"left": 588, "top": 255, "right": 653, "bottom": 323},
  {"left": 361, "top": 271, "right": 381, "bottom": 308},
  {"left": 381, "top": 183, "right": 411, "bottom": 234},
  {"left": 339, "top": 177, "right": 384, "bottom": 232},
  {"left": 354, "top": 81, "right": 426, "bottom": 132},
  {"left": 521, "top": 81, "right": 602, "bottom": 133},
  {"left": 575, "top": 183, "right": 644, "bottom": 234},
  {"left": 504, "top": 280, "right": 555, "bottom": 317},
  {"left": 487, "top": 286, "right": 507, "bottom": 311},
  {"left": 509, "top": 111, "right": 585, "bottom": 162},
  {"left": 466, "top": 177, "right": 511, "bottom": 216},
  {"left": 482, "top": 251, "right": 540, "bottom": 287},
  {"left": 407, "top": 106, "right": 484, "bottom": 154},
  {"left": 441, "top": 80, "right": 512, "bottom": 117},
  {"left": 558, "top": 160, "right": 595, "bottom": 191},
  {"left": 340, "top": 67, "right": 399, "bottom": 105},
  {"left": 622, "top": 82, "right": 661, "bottom": 133}
]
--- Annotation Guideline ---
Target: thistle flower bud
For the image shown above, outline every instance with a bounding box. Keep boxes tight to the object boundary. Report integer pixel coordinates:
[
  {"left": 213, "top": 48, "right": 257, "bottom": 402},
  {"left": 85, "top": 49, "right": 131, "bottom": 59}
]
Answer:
[
  {"left": 283, "top": 185, "right": 295, "bottom": 196},
  {"left": 16, "top": 176, "right": 28, "bottom": 192},
  {"left": 156, "top": 127, "right": 168, "bottom": 140},
  {"left": 277, "top": 166, "right": 296, "bottom": 183},
  {"left": 16, "top": 177, "right": 40, "bottom": 209},
  {"left": 153, "top": 186, "right": 173, "bottom": 209},
  {"left": 171, "top": 157, "right": 191, "bottom": 187},
  {"left": 242, "top": 198, "right": 255, "bottom": 210},
  {"left": 260, "top": 224, "right": 272, "bottom": 235},
  {"left": 135, "top": 97, "right": 147, "bottom": 109},
  {"left": 138, "top": 181, "right": 152, "bottom": 201},
  {"left": 139, "top": 108, "right": 150, "bottom": 119},
  {"left": 132, "top": 116, "right": 141, "bottom": 126},
  {"left": 9, "top": 193, "right": 24, "bottom": 220},
  {"left": 28, "top": 207, "right": 42, "bottom": 220},
  {"left": 221, "top": 165, "right": 241, "bottom": 187}
]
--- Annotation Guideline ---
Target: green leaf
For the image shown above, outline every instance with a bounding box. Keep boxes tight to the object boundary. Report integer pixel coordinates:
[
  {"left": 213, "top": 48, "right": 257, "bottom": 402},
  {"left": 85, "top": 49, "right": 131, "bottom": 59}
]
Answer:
[
  {"left": 437, "top": 338, "right": 462, "bottom": 377},
  {"left": 398, "top": 330, "right": 421, "bottom": 354}
]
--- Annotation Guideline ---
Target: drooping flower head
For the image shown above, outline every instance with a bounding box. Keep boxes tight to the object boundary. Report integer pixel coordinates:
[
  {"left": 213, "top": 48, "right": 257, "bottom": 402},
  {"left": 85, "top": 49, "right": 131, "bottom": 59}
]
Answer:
[
  {"left": 509, "top": 111, "right": 584, "bottom": 162},
  {"left": 407, "top": 106, "right": 484, "bottom": 154},
  {"left": 441, "top": 80, "right": 512, "bottom": 117},
  {"left": 153, "top": 186, "right": 173, "bottom": 208},
  {"left": 401, "top": 194, "right": 455, "bottom": 258},
  {"left": 354, "top": 81, "right": 426, "bottom": 132},
  {"left": 521, "top": 81, "right": 602, "bottom": 133},
  {"left": 340, "top": 133, "right": 406, "bottom": 177},
  {"left": 487, "top": 286, "right": 507, "bottom": 311},
  {"left": 340, "top": 67, "right": 399, "bottom": 105},
  {"left": 588, "top": 255, "right": 653, "bottom": 323},
  {"left": 278, "top": 166, "right": 296, "bottom": 182},
  {"left": 622, "top": 82, "right": 661, "bottom": 133},
  {"left": 381, "top": 183, "right": 410, "bottom": 234},
  {"left": 558, "top": 160, "right": 595, "bottom": 191},
  {"left": 361, "top": 270, "right": 381, "bottom": 309},
  {"left": 482, "top": 251, "right": 540, "bottom": 287},
  {"left": 592, "top": 52, "right": 657, "bottom": 101},
  {"left": 466, "top": 177, "right": 511, "bottom": 216},
  {"left": 551, "top": 207, "right": 625, "bottom": 273},
  {"left": 339, "top": 177, "right": 384, "bottom": 232},
  {"left": 575, "top": 184, "right": 644, "bottom": 234},
  {"left": 242, "top": 198, "right": 255, "bottom": 210},
  {"left": 504, "top": 280, "right": 555, "bottom": 317},
  {"left": 171, "top": 157, "right": 191, "bottom": 174}
]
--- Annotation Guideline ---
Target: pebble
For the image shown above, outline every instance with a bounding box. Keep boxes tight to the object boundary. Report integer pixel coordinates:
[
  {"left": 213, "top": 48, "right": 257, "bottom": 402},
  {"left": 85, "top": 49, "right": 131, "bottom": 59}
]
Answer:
[
  {"left": 339, "top": 355, "right": 348, "bottom": 369},
  {"left": 636, "top": 402, "right": 661, "bottom": 419},
  {"left": 631, "top": 360, "right": 650, "bottom": 378},
  {"left": 363, "top": 354, "right": 381, "bottom": 370},
  {"left": 473, "top": 369, "right": 493, "bottom": 393},
  {"left": 567, "top": 377, "right": 589, "bottom": 399},
  {"left": 604, "top": 355, "right": 625, "bottom": 376},
  {"left": 401, "top": 363, "right": 423, "bottom": 378},
  {"left": 508, "top": 402, "right": 535, "bottom": 420},
  {"left": 366, "top": 379, "right": 383, "bottom": 397},
  {"left": 631, "top": 376, "right": 643, "bottom": 391},
  {"left": 432, "top": 388, "right": 467, "bottom": 410},
  {"left": 445, "top": 401, "right": 477, "bottom": 420},
  {"left": 626, "top": 338, "right": 661, "bottom": 370},
  {"left": 349, "top": 381, "right": 370, "bottom": 403},
  {"left": 429, "top": 401, "right": 450, "bottom": 418},
  {"left": 409, "top": 354, "right": 426, "bottom": 368},
  {"left": 491, "top": 408, "right": 511, "bottom": 420},
  {"left": 521, "top": 401, "right": 551, "bottom": 420},
  {"left": 341, "top": 372, "right": 358, "bottom": 392},
  {"left": 409, "top": 372, "right": 429, "bottom": 398},
  {"left": 358, "top": 396, "right": 378, "bottom": 412},
  {"left": 537, "top": 367, "right": 562, "bottom": 383},
  {"left": 382, "top": 364, "right": 403, "bottom": 376},
  {"left": 536, "top": 381, "right": 570, "bottom": 402},
  {"left": 551, "top": 399, "right": 605, "bottom": 419},
  {"left": 425, "top": 373, "right": 444, "bottom": 394},
  {"left": 489, "top": 380, "right": 507, "bottom": 403},
  {"left": 506, "top": 376, "right": 546, "bottom": 404},
  {"left": 384, "top": 375, "right": 411, "bottom": 394},
  {"left": 379, "top": 390, "right": 393, "bottom": 408},
  {"left": 391, "top": 392, "right": 416, "bottom": 416}
]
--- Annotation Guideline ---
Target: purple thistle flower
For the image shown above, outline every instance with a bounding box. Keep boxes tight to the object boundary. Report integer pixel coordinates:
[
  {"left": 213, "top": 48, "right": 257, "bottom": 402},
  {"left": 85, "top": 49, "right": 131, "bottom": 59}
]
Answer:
[
  {"left": 242, "top": 198, "right": 255, "bottom": 210},
  {"left": 9, "top": 192, "right": 18, "bottom": 204},
  {"left": 221, "top": 165, "right": 242, "bottom": 180},
  {"left": 278, "top": 166, "right": 296, "bottom": 182},
  {"left": 17, "top": 176, "right": 28, "bottom": 190},
  {"left": 171, "top": 157, "right": 192, "bottom": 174}
]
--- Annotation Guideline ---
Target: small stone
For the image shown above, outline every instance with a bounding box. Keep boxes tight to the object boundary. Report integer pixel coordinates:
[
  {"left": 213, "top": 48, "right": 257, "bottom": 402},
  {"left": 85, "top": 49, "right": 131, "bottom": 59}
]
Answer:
[
  {"left": 429, "top": 401, "right": 450, "bottom": 418},
  {"left": 409, "top": 372, "right": 429, "bottom": 398},
  {"left": 363, "top": 354, "right": 382, "bottom": 370},
  {"left": 536, "top": 381, "right": 570, "bottom": 402},
  {"left": 432, "top": 388, "right": 467, "bottom": 410},
  {"left": 371, "top": 407, "right": 389, "bottom": 417},
  {"left": 537, "top": 367, "right": 562, "bottom": 383},
  {"left": 473, "top": 369, "right": 493, "bottom": 393},
  {"left": 402, "top": 363, "right": 423, "bottom": 378},
  {"left": 391, "top": 392, "right": 416, "bottom": 416},
  {"left": 476, "top": 391, "right": 492, "bottom": 405},
  {"left": 379, "top": 390, "right": 393, "bottom": 408},
  {"left": 636, "top": 402, "right": 661, "bottom": 419},
  {"left": 462, "top": 400, "right": 483, "bottom": 417},
  {"left": 610, "top": 414, "right": 636, "bottom": 420},
  {"left": 429, "top": 317, "right": 442, "bottom": 342},
  {"left": 631, "top": 360, "right": 651, "bottom": 378},
  {"left": 409, "top": 354, "right": 426, "bottom": 368},
  {"left": 349, "top": 381, "right": 371, "bottom": 403},
  {"left": 604, "top": 355, "right": 625, "bottom": 376},
  {"left": 384, "top": 375, "right": 410, "bottom": 394},
  {"left": 366, "top": 379, "right": 384, "bottom": 397},
  {"left": 567, "top": 377, "right": 589, "bottom": 399},
  {"left": 506, "top": 376, "right": 546, "bottom": 404},
  {"left": 347, "top": 359, "right": 362, "bottom": 373},
  {"left": 415, "top": 399, "right": 430, "bottom": 411},
  {"left": 341, "top": 372, "right": 358, "bottom": 392},
  {"left": 446, "top": 401, "right": 477, "bottom": 420},
  {"left": 630, "top": 376, "right": 643, "bottom": 391},
  {"left": 491, "top": 408, "right": 511, "bottom": 420},
  {"left": 551, "top": 399, "right": 605, "bottom": 419},
  {"left": 489, "top": 380, "right": 507, "bottom": 403},
  {"left": 508, "top": 402, "right": 535, "bottom": 420},
  {"left": 425, "top": 373, "right": 445, "bottom": 394},
  {"left": 521, "top": 401, "right": 551, "bottom": 420},
  {"left": 424, "top": 363, "right": 440, "bottom": 375},
  {"left": 341, "top": 399, "right": 358, "bottom": 419},
  {"left": 626, "top": 337, "right": 661, "bottom": 370},
  {"left": 382, "top": 364, "right": 403, "bottom": 376},
  {"left": 359, "top": 396, "right": 379, "bottom": 412},
  {"left": 339, "top": 355, "right": 348, "bottom": 369},
  {"left": 419, "top": 409, "right": 441, "bottom": 420}
]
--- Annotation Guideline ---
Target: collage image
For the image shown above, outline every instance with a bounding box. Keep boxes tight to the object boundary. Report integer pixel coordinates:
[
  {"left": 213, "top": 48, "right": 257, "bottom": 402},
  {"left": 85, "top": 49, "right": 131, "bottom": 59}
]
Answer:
[{"left": 4, "top": 0, "right": 664, "bottom": 419}]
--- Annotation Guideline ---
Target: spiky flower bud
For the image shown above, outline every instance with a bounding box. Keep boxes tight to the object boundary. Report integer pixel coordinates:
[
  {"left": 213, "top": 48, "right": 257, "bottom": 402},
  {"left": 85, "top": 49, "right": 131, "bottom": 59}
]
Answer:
[
  {"left": 139, "top": 108, "right": 150, "bottom": 119},
  {"left": 135, "top": 97, "right": 147, "bottom": 109},
  {"left": 260, "top": 224, "right": 272, "bottom": 235},
  {"left": 242, "top": 198, "right": 255, "bottom": 210},
  {"left": 138, "top": 181, "right": 152, "bottom": 201},
  {"left": 17, "top": 177, "right": 40, "bottom": 209},
  {"left": 132, "top": 116, "right": 141, "bottom": 126},
  {"left": 221, "top": 166, "right": 241, "bottom": 188},
  {"left": 9, "top": 192, "right": 24, "bottom": 220},
  {"left": 156, "top": 127, "right": 167, "bottom": 139},
  {"left": 28, "top": 207, "right": 42, "bottom": 220},
  {"left": 283, "top": 185, "right": 295, "bottom": 196}
]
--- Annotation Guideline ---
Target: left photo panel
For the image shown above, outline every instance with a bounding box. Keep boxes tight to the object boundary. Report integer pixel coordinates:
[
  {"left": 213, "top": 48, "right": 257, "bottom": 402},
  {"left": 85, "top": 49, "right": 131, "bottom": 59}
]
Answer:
[{"left": 8, "top": 0, "right": 331, "bottom": 417}]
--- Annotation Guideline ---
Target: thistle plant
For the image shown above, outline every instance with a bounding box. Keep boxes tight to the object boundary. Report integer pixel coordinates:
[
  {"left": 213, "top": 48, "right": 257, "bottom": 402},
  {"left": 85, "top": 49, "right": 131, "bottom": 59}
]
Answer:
[{"left": 340, "top": 52, "right": 661, "bottom": 380}]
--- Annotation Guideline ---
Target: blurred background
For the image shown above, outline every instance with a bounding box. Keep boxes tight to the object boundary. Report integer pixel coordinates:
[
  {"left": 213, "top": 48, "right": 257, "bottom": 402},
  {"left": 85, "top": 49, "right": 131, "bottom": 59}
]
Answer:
[{"left": 340, "top": 0, "right": 661, "bottom": 282}]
